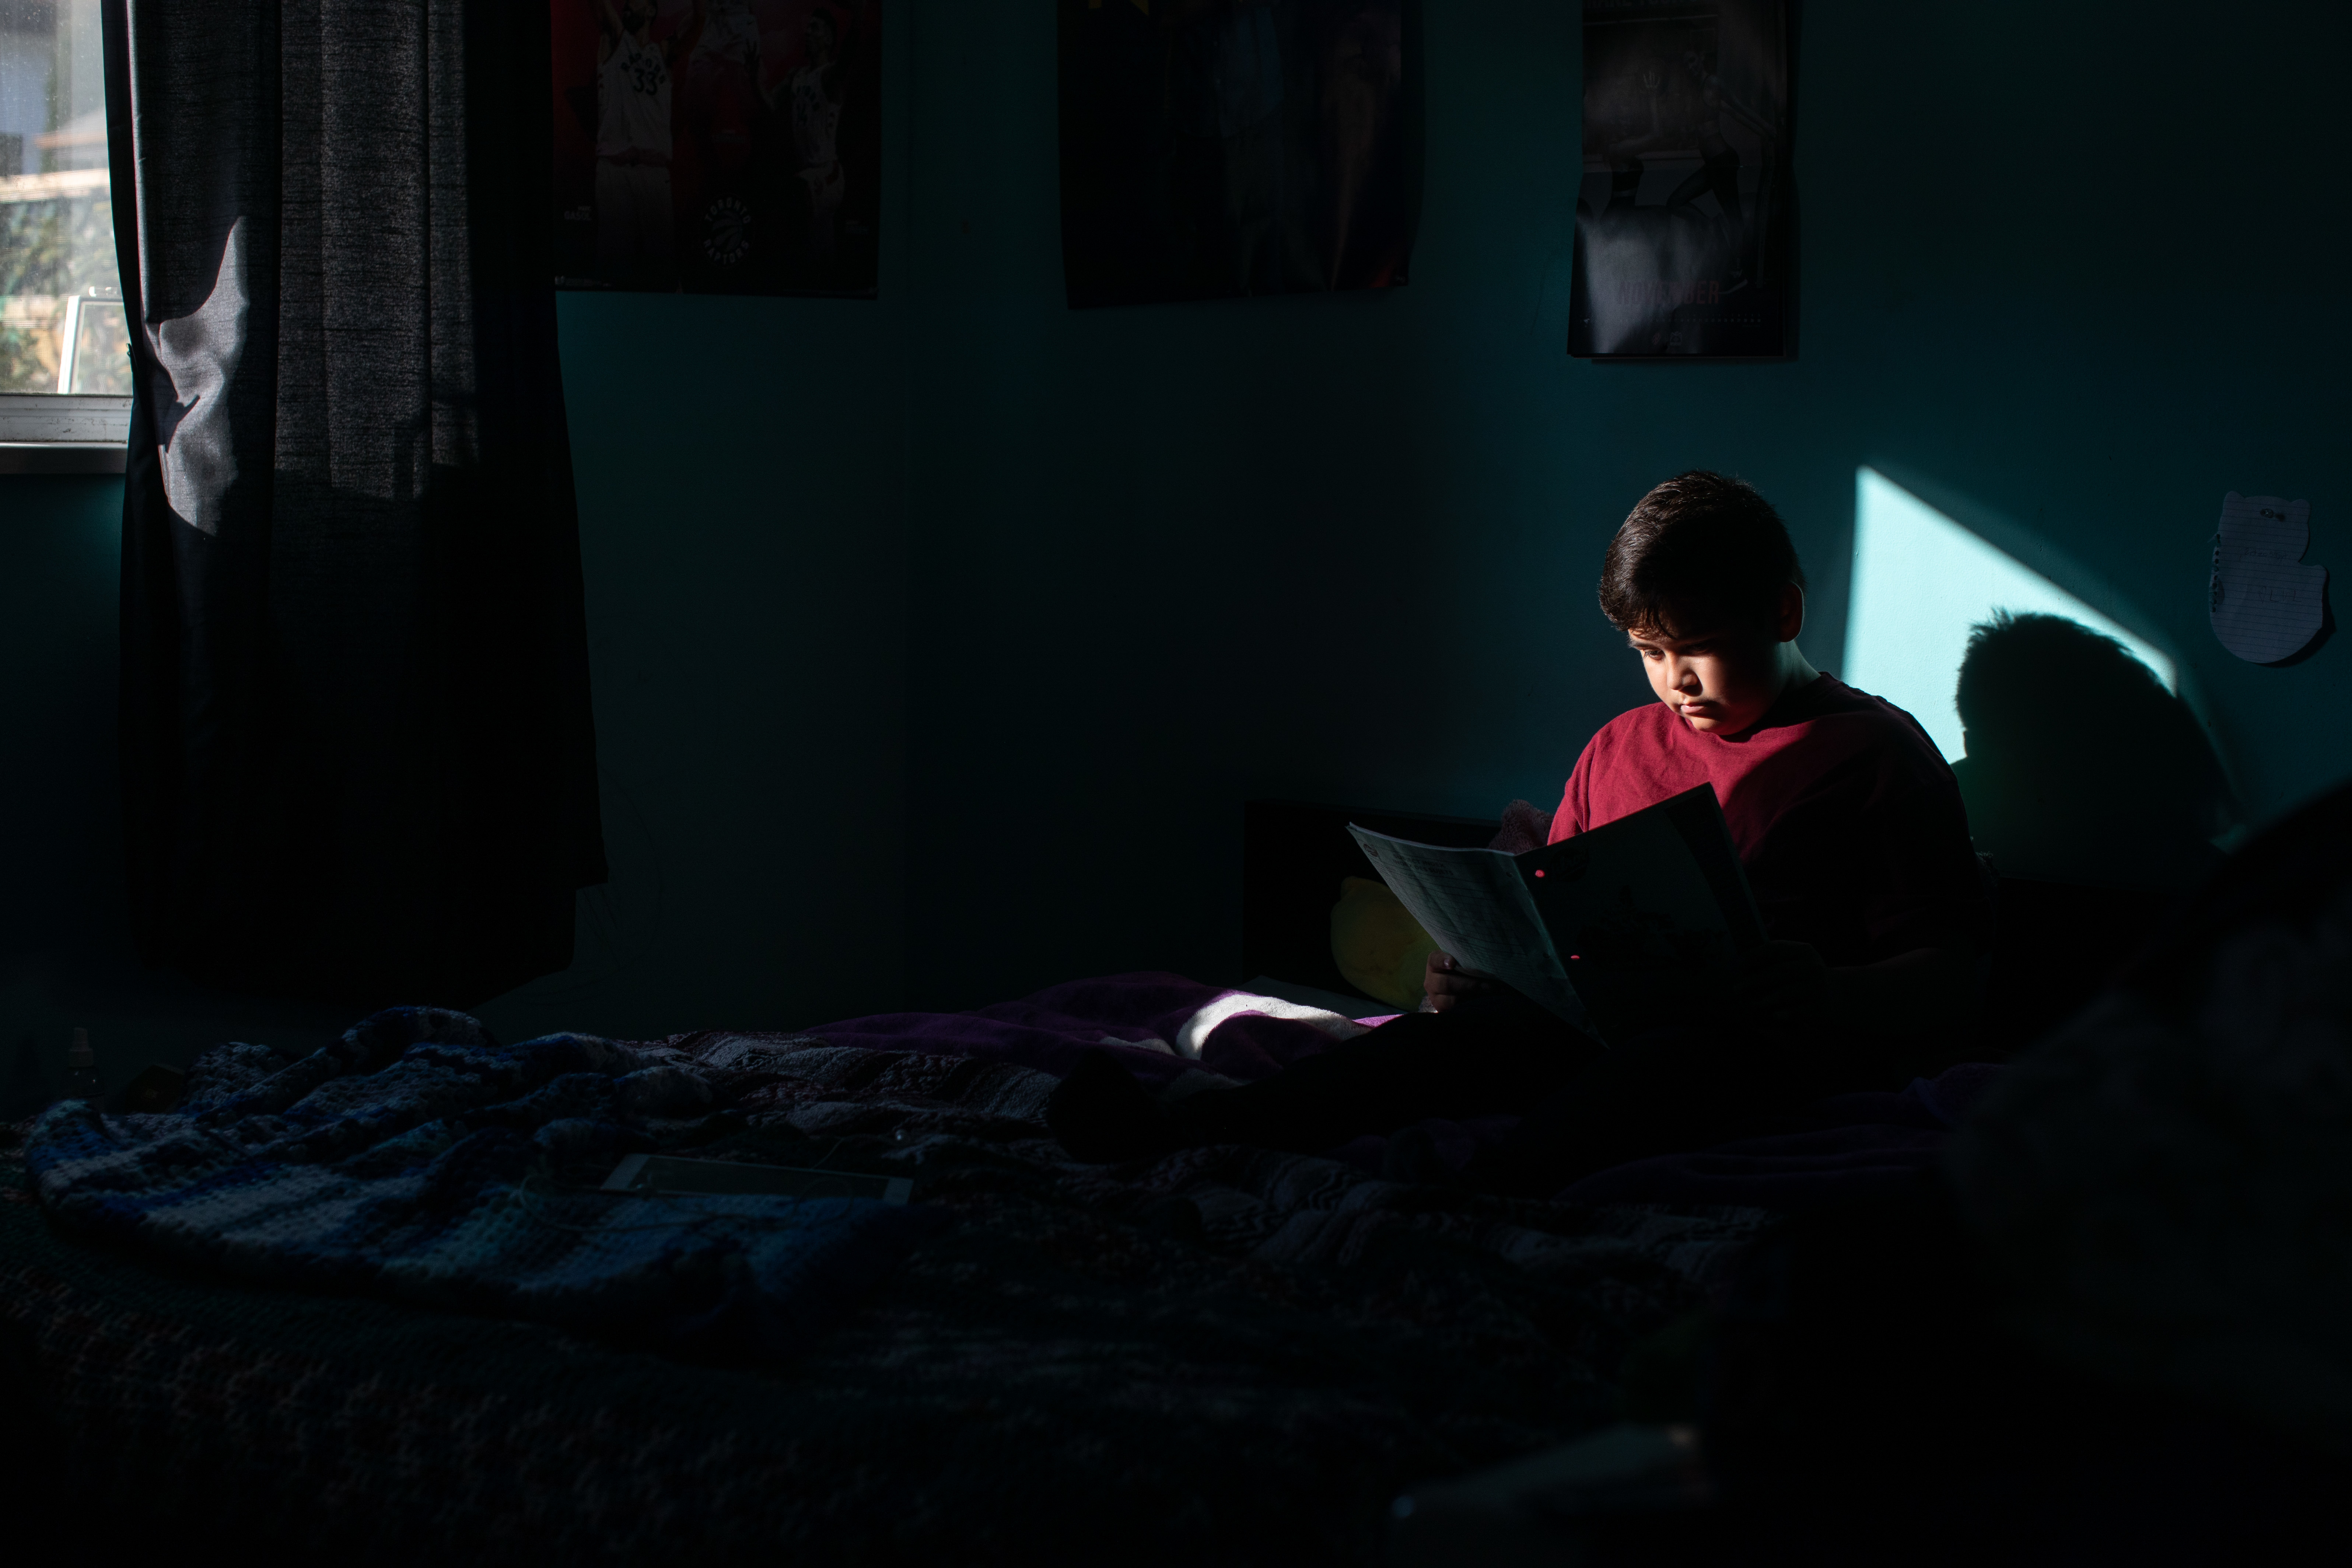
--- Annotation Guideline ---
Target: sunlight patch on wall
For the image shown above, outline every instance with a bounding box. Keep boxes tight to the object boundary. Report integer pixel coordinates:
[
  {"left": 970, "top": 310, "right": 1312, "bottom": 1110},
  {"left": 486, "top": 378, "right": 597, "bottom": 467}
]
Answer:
[{"left": 1844, "top": 468, "right": 2175, "bottom": 763}]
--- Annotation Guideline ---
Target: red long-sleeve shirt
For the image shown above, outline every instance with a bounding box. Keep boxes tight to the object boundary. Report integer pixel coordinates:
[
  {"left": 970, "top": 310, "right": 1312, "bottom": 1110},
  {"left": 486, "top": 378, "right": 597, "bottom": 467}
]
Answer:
[{"left": 1552, "top": 676, "right": 1990, "bottom": 966}]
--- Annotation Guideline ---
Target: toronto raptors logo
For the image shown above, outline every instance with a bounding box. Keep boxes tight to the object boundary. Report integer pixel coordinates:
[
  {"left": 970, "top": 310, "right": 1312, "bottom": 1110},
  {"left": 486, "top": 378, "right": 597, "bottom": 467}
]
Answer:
[
  {"left": 624, "top": 45, "right": 664, "bottom": 97},
  {"left": 703, "top": 196, "right": 752, "bottom": 264}
]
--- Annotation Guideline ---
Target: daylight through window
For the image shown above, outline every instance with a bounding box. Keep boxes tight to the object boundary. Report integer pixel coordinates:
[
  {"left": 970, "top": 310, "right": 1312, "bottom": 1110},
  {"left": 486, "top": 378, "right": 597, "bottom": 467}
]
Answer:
[{"left": 0, "top": 0, "right": 125, "bottom": 396}]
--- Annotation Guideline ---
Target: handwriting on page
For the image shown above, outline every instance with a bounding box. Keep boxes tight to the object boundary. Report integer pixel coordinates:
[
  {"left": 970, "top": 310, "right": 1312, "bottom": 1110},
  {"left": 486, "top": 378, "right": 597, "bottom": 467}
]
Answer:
[{"left": 2211, "top": 492, "right": 2326, "bottom": 664}]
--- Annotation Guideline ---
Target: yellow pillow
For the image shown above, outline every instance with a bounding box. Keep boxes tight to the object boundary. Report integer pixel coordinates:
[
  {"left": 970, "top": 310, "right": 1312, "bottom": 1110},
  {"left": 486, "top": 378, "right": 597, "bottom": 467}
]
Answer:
[{"left": 1330, "top": 876, "right": 1435, "bottom": 1012}]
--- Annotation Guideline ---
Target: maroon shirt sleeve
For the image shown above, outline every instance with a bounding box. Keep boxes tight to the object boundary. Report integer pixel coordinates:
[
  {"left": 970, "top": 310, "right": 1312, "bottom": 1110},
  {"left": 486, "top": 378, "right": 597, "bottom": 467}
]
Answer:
[
  {"left": 1743, "top": 708, "right": 1990, "bottom": 965},
  {"left": 1852, "top": 743, "right": 1993, "bottom": 959},
  {"left": 1550, "top": 734, "right": 1599, "bottom": 841}
]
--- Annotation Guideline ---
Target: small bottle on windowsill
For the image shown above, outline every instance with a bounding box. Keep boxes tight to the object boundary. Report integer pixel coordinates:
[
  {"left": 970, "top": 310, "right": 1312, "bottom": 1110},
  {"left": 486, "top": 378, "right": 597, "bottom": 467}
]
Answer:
[{"left": 63, "top": 1027, "right": 101, "bottom": 1105}]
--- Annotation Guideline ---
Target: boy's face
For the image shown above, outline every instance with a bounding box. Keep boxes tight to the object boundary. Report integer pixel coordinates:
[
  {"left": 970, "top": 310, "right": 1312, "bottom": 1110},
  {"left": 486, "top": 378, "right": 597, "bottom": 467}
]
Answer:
[{"left": 1627, "top": 586, "right": 1805, "bottom": 735}]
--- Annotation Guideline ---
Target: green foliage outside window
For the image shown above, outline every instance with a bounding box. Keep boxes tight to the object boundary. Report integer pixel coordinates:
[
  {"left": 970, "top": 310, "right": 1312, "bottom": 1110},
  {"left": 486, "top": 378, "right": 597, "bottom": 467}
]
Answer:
[{"left": 0, "top": 193, "right": 126, "bottom": 393}]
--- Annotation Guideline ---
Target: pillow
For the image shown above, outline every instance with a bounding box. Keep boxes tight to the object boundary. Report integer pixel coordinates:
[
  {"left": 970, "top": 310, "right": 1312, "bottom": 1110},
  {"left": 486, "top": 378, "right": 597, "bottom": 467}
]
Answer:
[{"left": 1330, "top": 876, "right": 1435, "bottom": 1012}]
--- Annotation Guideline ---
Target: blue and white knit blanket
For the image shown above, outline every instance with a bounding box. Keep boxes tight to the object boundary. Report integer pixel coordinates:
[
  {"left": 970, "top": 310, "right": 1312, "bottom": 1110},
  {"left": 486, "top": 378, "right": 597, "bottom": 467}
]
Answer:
[{"left": 23, "top": 1008, "right": 940, "bottom": 1360}]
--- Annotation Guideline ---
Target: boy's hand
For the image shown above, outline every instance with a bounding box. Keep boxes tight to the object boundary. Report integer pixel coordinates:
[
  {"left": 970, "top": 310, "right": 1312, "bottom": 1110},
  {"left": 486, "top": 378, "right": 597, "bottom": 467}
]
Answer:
[
  {"left": 1733, "top": 940, "right": 1830, "bottom": 1028},
  {"left": 1421, "top": 950, "right": 1501, "bottom": 1013}
]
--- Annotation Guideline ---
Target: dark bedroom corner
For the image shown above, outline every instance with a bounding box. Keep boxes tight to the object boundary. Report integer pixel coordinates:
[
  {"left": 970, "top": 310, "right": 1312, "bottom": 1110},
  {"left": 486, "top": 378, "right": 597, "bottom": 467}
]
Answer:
[{"left": 1, "top": 0, "right": 2346, "bottom": 1561}]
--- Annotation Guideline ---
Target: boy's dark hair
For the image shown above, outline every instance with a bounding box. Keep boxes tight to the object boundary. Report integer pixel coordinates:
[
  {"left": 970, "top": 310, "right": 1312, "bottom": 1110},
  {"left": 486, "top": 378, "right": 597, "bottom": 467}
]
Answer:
[{"left": 1598, "top": 471, "right": 1806, "bottom": 635}]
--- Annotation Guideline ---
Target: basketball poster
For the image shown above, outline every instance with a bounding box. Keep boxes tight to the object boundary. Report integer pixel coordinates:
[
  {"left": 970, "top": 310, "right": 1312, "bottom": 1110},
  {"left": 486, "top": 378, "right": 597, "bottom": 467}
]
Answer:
[
  {"left": 1569, "top": 0, "right": 1789, "bottom": 358},
  {"left": 552, "top": 0, "right": 881, "bottom": 297}
]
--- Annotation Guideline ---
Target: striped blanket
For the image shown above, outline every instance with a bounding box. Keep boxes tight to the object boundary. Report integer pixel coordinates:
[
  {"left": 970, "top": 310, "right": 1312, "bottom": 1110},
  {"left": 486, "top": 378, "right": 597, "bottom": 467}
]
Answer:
[
  {"left": 9, "top": 979, "right": 1775, "bottom": 1561},
  {"left": 22, "top": 1008, "right": 944, "bottom": 1359}
]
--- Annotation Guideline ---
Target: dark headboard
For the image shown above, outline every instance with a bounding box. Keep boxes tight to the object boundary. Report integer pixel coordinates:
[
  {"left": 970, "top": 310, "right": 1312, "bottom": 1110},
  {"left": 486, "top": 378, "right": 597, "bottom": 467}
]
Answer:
[{"left": 1241, "top": 799, "right": 1499, "bottom": 1007}]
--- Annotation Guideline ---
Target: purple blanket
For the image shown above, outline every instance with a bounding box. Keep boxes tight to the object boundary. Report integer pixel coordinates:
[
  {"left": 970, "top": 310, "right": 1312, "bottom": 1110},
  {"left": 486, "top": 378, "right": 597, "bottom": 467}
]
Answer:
[
  {"left": 794, "top": 972, "right": 1375, "bottom": 1085},
  {"left": 797, "top": 973, "right": 2002, "bottom": 1209}
]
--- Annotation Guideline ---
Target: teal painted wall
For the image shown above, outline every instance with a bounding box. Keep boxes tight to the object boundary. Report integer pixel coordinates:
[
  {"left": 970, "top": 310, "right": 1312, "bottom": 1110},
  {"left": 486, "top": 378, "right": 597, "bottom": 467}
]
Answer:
[
  {"left": 0, "top": 474, "right": 362, "bottom": 1109},
  {"left": 893, "top": 0, "right": 2352, "bottom": 1007},
  {"left": 3, "top": 0, "right": 2347, "bottom": 1081},
  {"left": 469, "top": 0, "right": 920, "bottom": 1046},
  {"left": 0, "top": 476, "right": 119, "bottom": 965},
  {"left": 473, "top": 284, "right": 912, "bottom": 1046}
]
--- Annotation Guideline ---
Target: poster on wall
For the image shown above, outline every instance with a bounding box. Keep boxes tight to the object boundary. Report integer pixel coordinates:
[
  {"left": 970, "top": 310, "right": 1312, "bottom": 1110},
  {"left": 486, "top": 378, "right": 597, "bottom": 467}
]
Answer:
[
  {"left": 1057, "top": 0, "right": 1417, "bottom": 310},
  {"left": 552, "top": 0, "right": 881, "bottom": 297},
  {"left": 1569, "top": 0, "right": 1789, "bottom": 358}
]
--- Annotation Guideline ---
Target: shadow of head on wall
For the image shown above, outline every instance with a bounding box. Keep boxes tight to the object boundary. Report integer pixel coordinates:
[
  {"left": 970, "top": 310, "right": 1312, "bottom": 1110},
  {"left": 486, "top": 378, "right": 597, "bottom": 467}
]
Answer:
[{"left": 1951, "top": 612, "right": 2236, "bottom": 890}]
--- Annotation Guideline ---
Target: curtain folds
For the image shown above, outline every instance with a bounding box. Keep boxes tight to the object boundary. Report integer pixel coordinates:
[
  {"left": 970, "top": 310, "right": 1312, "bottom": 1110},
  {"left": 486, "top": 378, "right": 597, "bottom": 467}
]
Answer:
[{"left": 103, "top": 1, "right": 606, "bottom": 1007}]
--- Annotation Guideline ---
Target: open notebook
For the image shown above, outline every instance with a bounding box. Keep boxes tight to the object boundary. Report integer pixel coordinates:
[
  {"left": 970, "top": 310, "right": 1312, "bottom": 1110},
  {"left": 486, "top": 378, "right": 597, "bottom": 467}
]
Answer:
[{"left": 1350, "top": 784, "right": 1764, "bottom": 1044}]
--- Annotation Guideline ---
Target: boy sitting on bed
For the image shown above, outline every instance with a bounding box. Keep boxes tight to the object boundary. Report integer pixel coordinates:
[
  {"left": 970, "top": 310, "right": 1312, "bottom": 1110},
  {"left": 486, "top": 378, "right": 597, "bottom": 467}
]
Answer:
[{"left": 1049, "top": 470, "right": 1992, "bottom": 1193}]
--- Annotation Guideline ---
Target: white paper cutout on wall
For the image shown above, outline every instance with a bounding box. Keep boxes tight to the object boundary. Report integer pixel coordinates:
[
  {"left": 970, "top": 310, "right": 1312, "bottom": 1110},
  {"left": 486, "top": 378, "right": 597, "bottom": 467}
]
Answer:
[{"left": 2209, "top": 493, "right": 2327, "bottom": 664}]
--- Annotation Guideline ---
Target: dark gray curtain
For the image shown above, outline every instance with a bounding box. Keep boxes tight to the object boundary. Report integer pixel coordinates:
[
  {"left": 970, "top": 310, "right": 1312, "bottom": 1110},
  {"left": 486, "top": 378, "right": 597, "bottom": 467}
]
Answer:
[{"left": 103, "top": 1, "right": 606, "bottom": 1007}]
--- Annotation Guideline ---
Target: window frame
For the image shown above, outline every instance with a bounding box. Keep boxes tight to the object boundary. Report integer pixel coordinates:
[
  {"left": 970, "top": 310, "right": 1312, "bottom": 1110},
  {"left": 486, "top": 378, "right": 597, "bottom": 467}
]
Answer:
[
  {"left": 0, "top": 392, "right": 130, "bottom": 473},
  {"left": 1, "top": 0, "right": 131, "bottom": 472}
]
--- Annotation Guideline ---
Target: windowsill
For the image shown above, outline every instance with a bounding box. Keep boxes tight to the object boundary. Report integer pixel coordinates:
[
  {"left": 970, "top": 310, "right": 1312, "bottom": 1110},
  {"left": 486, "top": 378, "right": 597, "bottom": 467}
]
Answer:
[
  {"left": 0, "top": 442, "right": 126, "bottom": 475},
  {"left": 0, "top": 394, "right": 132, "bottom": 476}
]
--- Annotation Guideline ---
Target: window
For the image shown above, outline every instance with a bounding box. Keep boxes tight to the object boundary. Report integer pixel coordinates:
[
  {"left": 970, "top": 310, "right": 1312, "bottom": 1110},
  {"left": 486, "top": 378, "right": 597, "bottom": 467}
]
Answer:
[
  {"left": 1844, "top": 466, "right": 2174, "bottom": 762},
  {"left": 0, "top": 0, "right": 128, "bottom": 469}
]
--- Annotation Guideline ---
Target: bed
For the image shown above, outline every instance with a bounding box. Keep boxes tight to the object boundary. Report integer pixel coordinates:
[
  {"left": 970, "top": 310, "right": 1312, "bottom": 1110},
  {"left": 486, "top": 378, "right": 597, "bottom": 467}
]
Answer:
[
  {"left": 0, "top": 803, "right": 2185, "bottom": 1562},
  {"left": 1, "top": 976, "right": 1778, "bottom": 1564}
]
